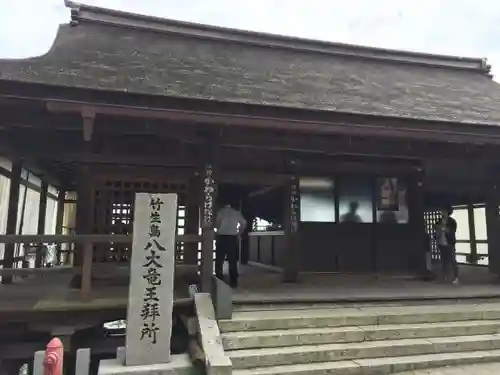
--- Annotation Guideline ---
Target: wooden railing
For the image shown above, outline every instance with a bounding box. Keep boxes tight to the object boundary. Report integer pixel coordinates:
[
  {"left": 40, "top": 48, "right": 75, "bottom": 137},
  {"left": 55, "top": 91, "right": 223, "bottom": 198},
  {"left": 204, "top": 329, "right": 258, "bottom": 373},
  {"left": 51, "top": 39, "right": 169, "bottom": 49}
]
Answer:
[
  {"left": 0, "top": 234, "right": 201, "bottom": 300},
  {"left": 248, "top": 231, "right": 285, "bottom": 268}
]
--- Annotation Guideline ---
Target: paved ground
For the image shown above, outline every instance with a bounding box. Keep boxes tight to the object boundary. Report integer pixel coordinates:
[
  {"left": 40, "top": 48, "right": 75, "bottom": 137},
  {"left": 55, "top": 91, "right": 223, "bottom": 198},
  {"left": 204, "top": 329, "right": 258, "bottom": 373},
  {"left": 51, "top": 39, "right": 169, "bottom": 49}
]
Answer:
[
  {"left": 1, "top": 262, "right": 499, "bottom": 313},
  {"left": 0, "top": 265, "right": 190, "bottom": 313},
  {"left": 232, "top": 263, "right": 500, "bottom": 304},
  {"left": 395, "top": 363, "right": 500, "bottom": 374}
]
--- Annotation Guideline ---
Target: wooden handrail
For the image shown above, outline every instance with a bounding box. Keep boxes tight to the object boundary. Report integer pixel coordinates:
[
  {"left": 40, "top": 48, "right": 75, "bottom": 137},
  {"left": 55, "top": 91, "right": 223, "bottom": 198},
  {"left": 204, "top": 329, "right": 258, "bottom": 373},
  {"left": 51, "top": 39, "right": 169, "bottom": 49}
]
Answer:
[
  {"left": 0, "top": 233, "right": 202, "bottom": 301},
  {"left": 0, "top": 263, "right": 198, "bottom": 276},
  {"left": 0, "top": 233, "right": 200, "bottom": 244}
]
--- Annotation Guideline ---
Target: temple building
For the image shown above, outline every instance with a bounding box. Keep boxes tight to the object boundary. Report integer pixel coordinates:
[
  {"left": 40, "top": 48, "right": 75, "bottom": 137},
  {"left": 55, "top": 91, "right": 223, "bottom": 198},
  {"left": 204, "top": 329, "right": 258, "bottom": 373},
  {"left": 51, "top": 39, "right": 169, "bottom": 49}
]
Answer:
[{"left": 1, "top": 1, "right": 500, "bottom": 373}]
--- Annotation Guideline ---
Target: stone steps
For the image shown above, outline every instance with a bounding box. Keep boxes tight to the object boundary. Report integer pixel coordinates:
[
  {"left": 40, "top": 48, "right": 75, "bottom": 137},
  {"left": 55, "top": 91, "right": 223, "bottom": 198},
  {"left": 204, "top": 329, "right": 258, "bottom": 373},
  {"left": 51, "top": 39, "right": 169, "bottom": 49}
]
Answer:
[
  {"left": 220, "top": 303, "right": 500, "bottom": 332},
  {"left": 223, "top": 320, "right": 500, "bottom": 350},
  {"left": 228, "top": 334, "right": 500, "bottom": 369},
  {"left": 232, "top": 298, "right": 500, "bottom": 312},
  {"left": 219, "top": 302, "right": 500, "bottom": 374},
  {"left": 231, "top": 350, "right": 500, "bottom": 375}
]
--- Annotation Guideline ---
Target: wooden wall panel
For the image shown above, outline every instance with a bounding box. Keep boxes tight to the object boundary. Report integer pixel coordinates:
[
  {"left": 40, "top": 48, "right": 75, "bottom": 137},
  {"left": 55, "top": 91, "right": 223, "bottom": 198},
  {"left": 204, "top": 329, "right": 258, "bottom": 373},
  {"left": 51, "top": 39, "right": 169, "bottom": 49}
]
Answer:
[{"left": 375, "top": 225, "right": 414, "bottom": 273}]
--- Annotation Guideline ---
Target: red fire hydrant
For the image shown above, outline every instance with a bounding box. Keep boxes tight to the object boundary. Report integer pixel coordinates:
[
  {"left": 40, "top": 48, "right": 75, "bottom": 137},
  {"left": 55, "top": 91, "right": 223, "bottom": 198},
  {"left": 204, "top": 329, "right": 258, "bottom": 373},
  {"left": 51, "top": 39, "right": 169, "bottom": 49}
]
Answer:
[{"left": 43, "top": 337, "right": 64, "bottom": 375}]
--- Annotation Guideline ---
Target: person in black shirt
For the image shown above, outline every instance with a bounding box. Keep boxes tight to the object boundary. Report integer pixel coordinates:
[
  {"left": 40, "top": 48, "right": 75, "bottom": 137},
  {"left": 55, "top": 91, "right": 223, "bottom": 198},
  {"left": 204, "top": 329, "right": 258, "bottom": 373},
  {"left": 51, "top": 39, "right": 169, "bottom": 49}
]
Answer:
[{"left": 434, "top": 206, "right": 458, "bottom": 284}]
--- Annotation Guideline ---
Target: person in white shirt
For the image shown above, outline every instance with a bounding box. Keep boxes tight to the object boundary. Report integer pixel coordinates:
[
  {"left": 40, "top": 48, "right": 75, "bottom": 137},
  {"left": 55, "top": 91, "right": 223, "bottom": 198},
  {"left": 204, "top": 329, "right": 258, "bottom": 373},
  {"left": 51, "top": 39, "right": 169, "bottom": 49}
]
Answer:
[{"left": 214, "top": 202, "right": 247, "bottom": 288}]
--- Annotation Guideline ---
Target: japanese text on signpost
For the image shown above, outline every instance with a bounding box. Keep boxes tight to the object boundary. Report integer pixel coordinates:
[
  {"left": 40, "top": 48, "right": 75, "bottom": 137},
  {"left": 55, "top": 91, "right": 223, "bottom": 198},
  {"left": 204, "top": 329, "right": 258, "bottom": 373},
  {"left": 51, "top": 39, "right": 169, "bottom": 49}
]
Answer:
[{"left": 125, "top": 193, "right": 177, "bottom": 366}]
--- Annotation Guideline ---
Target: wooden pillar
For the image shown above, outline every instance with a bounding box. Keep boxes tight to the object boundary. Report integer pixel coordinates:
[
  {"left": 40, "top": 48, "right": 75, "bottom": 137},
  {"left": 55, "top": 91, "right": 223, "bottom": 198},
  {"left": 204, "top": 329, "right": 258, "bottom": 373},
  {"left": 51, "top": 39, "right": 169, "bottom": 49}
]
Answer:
[
  {"left": 73, "top": 110, "right": 95, "bottom": 299},
  {"left": 184, "top": 173, "right": 200, "bottom": 265},
  {"left": 467, "top": 201, "right": 477, "bottom": 264},
  {"left": 486, "top": 185, "right": 500, "bottom": 276},
  {"left": 283, "top": 161, "right": 300, "bottom": 283},
  {"left": 55, "top": 189, "right": 65, "bottom": 264},
  {"left": 2, "top": 161, "right": 22, "bottom": 284},
  {"left": 55, "top": 189, "right": 65, "bottom": 234},
  {"left": 35, "top": 181, "right": 48, "bottom": 268},
  {"left": 200, "top": 140, "right": 218, "bottom": 293},
  {"left": 371, "top": 178, "right": 378, "bottom": 273},
  {"left": 240, "top": 204, "right": 252, "bottom": 265},
  {"left": 74, "top": 111, "right": 94, "bottom": 268},
  {"left": 74, "top": 165, "right": 93, "bottom": 267},
  {"left": 409, "top": 168, "right": 426, "bottom": 275}
]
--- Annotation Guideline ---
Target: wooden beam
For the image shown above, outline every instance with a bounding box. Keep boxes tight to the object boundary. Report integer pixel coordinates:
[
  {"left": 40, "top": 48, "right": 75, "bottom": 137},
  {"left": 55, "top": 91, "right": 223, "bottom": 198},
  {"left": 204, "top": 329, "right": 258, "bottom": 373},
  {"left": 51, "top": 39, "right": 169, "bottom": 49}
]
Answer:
[
  {"left": 3, "top": 115, "right": 500, "bottom": 164},
  {"left": 0, "top": 233, "right": 200, "bottom": 244},
  {"left": 3, "top": 128, "right": 498, "bottom": 167},
  {"left": 0, "top": 104, "right": 80, "bottom": 130},
  {"left": 44, "top": 99, "right": 500, "bottom": 145},
  {"left": 0, "top": 263, "right": 198, "bottom": 277},
  {"left": 30, "top": 153, "right": 195, "bottom": 167},
  {"left": 4, "top": 81, "right": 500, "bottom": 145},
  {"left": 219, "top": 171, "right": 288, "bottom": 185},
  {"left": 219, "top": 129, "right": 497, "bottom": 162}
]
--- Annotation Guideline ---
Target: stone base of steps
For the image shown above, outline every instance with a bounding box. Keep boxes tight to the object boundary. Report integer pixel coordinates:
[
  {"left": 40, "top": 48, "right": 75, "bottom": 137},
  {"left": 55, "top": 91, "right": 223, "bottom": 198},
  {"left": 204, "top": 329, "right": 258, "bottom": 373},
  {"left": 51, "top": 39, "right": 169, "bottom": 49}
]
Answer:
[
  {"left": 228, "top": 334, "right": 500, "bottom": 369},
  {"left": 220, "top": 303, "right": 500, "bottom": 332},
  {"left": 223, "top": 320, "right": 500, "bottom": 350},
  {"left": 232, "top": 289, "right": 500, "bottom": 306},
  {"left": 232, "top": 298, "right": 500, "bottom": 312},
  {"left": 222, "top": 302, "right": 500, "bottom": 374},
  {"left": 232, "top": 349, "right": 500, "bottom": 375}
]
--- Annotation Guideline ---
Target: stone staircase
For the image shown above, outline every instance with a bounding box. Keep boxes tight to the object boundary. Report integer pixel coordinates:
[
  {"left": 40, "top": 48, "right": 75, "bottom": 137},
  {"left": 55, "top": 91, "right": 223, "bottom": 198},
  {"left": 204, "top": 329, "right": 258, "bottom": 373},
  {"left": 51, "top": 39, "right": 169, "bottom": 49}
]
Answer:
[{"left": 218, "top": 301, "right": 500, "bottom": 374}]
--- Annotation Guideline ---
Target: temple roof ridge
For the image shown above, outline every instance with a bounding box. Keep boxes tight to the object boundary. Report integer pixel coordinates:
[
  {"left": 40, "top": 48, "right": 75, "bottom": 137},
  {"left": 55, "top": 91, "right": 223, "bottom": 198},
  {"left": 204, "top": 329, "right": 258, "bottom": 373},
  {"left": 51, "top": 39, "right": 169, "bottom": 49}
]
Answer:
[{"left": 65, "top": 0, "right": 491, "bottom": 74}]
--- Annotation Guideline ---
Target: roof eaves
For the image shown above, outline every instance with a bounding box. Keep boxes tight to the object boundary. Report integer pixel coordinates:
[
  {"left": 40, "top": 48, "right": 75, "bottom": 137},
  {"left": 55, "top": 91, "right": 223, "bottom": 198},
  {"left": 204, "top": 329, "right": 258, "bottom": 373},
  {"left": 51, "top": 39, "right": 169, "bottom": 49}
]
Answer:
[{"left": 64, "top": 1, "right": 491, "bottom": 74}]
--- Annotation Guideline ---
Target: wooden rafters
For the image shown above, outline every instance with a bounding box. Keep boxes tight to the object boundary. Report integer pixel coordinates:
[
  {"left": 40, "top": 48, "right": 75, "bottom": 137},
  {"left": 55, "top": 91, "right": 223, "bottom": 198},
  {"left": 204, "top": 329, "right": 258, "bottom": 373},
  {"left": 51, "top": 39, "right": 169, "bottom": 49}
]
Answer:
[
  {"left": 1, "top": 120, "right": 497, "bottom": 165},
  {"left": 2, "top": 87, "right": 500, "bottom": 144},
  {"left": 1, "top": 96, "right": 500, "bottom": 188}
]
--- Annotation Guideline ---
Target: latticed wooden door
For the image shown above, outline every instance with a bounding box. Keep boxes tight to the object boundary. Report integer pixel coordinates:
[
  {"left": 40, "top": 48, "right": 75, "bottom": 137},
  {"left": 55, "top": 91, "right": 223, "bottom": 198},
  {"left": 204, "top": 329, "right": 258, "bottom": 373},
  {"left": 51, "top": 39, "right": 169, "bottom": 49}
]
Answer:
[
  {"left": 92, "top": 178, "right": 189, "bottom": 263},
  {"left": 424, "top": 210, "right": 441, "bottom": 261}
]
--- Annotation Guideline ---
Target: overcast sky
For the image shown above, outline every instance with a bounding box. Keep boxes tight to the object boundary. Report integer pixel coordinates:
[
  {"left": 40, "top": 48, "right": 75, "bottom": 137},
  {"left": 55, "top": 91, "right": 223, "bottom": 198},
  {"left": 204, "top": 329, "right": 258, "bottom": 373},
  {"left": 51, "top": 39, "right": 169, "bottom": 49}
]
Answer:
[{"left": 1, "top": 0, "right": 500, "bottom": 78}]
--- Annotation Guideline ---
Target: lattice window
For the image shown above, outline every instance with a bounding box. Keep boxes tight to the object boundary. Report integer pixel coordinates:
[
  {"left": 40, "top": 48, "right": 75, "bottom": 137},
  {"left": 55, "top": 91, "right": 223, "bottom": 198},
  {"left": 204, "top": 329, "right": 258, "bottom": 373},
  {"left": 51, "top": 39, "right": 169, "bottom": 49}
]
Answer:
[
  {"left": 196, "top": 225, "right": 216, "bottom": 267},
  {"left": 176, "top": 205, "right": 186, "bottom": 262},
  {"left": 424, "top": 210, "right": 441, "bottom": 261},
  {"left": 93, "top": 179, "right": 187, "bottom": 263}
]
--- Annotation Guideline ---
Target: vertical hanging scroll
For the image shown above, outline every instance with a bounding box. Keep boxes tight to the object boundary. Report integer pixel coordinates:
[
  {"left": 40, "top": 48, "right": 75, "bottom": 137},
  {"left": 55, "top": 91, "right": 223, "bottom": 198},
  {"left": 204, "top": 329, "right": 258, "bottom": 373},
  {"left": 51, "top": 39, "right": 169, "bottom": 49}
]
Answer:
[
  {"left": 284, "top": 168, "right": 301, "bottom": 283},
  {"left": 289, "top": 175, "right": 300, "bottom": 233},
  {"left": 202, "top": 164, "right": 215, "bottom": 229},
  {"left": 200, "top": 162, "right": 217, "bottom": 292}
]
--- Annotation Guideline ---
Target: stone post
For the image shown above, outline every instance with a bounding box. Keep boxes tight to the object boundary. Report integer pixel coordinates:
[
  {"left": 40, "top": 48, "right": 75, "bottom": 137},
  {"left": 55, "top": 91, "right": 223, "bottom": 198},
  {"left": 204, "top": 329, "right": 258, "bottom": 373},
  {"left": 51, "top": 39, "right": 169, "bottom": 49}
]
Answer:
[{"left": 125, "top": 193, "right": 177, "bottom": 366}]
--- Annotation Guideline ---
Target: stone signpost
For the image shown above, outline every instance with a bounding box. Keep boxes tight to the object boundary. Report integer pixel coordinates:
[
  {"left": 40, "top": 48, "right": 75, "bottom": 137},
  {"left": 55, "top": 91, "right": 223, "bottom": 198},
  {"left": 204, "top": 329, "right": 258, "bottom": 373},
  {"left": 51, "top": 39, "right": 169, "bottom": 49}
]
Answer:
[
  {"left": 99, "top": 193, "right": 192, "bottom": 375},
  {"left": 125, "top": 193, "right": 177, "bottom": 366}
]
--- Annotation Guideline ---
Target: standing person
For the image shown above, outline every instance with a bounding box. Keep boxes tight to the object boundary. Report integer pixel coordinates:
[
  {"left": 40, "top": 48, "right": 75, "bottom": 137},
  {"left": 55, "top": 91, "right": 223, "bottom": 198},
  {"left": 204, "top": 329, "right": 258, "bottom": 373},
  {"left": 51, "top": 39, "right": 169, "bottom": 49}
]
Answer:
[
  {"left": 435, "top": 205, "right": 458, "bottom": 284},
  {"left": 214, "top": 202, "right": 247, "bottom": 288}
]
